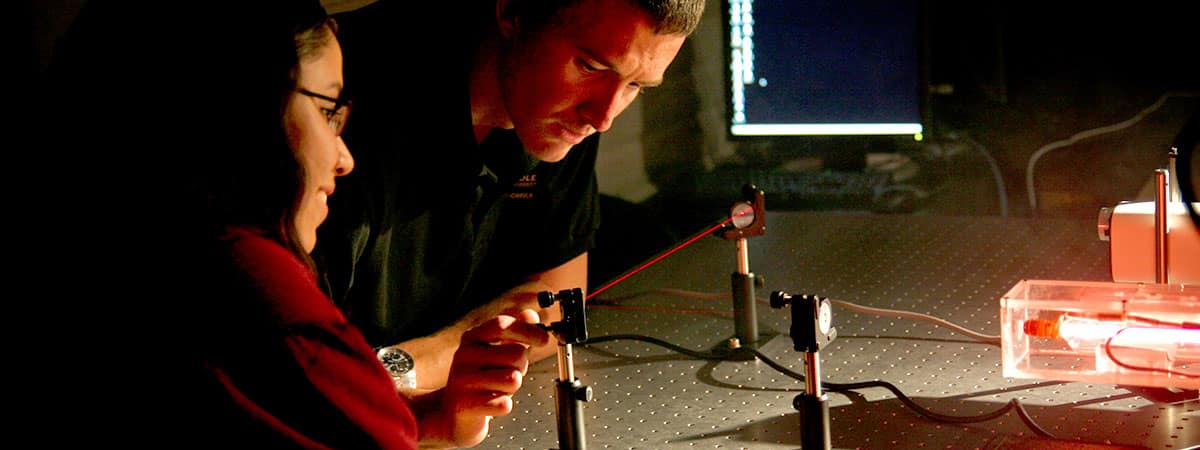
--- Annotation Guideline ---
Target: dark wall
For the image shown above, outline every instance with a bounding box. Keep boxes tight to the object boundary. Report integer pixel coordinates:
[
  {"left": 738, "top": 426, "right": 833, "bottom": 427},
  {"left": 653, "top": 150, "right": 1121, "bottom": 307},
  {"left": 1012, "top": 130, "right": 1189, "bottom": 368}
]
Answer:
[{"left": 925, "top": 1, "right": 1199, "bottom": 217}]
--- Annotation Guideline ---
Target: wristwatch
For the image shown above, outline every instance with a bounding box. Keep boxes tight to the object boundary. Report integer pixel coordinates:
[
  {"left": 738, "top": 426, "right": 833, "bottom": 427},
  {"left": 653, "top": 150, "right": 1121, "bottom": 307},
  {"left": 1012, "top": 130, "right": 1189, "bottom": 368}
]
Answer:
[{"left": 375, "top": 346, "right": 417, "bottom": 389}]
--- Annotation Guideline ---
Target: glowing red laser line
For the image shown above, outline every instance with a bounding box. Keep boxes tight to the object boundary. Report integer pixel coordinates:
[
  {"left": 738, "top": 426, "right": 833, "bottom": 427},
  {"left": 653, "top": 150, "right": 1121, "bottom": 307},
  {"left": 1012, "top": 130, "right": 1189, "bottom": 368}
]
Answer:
[
  {"left": 588, "top": 206, "right": 753, "bottom": 300},
  {"left": 587, "top": 304, "right": 734, "bottom": 316}
]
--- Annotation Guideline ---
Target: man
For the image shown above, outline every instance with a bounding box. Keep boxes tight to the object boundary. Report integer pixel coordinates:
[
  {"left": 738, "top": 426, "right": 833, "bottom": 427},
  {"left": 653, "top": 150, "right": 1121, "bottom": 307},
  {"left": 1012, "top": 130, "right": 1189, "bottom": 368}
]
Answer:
[{"left": 316, "top": 0, "right": 705, "bottom": 396}]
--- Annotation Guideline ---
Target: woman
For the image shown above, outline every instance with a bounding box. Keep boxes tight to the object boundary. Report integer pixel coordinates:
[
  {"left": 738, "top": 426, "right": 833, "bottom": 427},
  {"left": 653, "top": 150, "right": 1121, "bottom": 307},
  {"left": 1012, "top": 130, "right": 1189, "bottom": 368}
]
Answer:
[{"left": 38, "top": 1, "right": 546, "bottom": 447}]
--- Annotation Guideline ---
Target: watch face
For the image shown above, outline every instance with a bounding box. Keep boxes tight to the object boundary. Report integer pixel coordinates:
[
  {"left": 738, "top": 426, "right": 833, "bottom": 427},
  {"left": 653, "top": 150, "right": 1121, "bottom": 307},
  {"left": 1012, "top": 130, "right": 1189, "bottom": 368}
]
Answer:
[{"left": 377, "top": 347, "right": 413, "bottom": 376}]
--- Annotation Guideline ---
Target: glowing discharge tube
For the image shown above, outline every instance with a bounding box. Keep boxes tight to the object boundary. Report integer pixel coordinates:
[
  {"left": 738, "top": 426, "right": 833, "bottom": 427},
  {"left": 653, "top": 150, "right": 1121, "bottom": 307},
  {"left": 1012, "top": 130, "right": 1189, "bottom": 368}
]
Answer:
[{"left": 1023, "top": 315, "right": 1200, "bottom": 372}]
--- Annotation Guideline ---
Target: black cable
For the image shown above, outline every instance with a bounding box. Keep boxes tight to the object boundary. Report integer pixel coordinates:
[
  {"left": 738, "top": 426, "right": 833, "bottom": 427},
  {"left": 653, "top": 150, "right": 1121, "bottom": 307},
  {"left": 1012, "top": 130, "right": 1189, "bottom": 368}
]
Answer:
[
  {"left": 584, "top": 334, "right": 733, "bottom": 360},
  {"left": 583, "top": 333, "right": 1057, "bottom": 439},
  {"left": 747, "top": 347, "right": 1056, "bottom": 437},
  {"left": 1103, "top": 328, "right": 1200, "bottom": 378},
  {"left": 1175, "top": 113, "right": 1200, "bottom": 231}
]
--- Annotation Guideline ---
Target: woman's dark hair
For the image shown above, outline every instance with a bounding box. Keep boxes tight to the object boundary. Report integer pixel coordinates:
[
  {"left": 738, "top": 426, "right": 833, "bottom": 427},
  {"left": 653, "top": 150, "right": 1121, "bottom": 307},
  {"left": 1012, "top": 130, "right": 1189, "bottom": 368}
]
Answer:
[
  {"left": 32, "top": 2, "right": 337, "bottom": 437},
  {"left": 239, "top": 14, "right": 339, "bottom": 270},
  {"left": 43, "top": 0, "right": 335, "bottom": 268}
]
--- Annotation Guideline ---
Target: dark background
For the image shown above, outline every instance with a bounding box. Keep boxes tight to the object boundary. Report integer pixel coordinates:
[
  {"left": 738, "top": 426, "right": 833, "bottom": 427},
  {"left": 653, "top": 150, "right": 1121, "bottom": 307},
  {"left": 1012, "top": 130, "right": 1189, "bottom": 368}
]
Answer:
[
  {"left": 29, "top": 1, "right": 1200, "bottom": 288},
  {"left": 924, "top": 1, "right": 1198, "bottom": 215}
]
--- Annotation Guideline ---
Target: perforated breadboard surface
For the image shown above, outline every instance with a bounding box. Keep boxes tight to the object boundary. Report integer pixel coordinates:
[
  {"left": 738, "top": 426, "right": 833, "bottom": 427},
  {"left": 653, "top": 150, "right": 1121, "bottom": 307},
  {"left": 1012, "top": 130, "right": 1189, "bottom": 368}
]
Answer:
[{"left": 486, "top": 212, "right": 1199, "bottom": 449}]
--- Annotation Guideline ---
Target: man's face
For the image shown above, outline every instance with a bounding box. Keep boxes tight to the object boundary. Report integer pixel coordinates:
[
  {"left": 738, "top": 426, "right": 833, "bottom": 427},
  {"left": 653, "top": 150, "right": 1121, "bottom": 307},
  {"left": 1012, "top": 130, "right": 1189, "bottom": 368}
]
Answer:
[{"left": 498, "top": 0, "right": 687, "bottom": 162}]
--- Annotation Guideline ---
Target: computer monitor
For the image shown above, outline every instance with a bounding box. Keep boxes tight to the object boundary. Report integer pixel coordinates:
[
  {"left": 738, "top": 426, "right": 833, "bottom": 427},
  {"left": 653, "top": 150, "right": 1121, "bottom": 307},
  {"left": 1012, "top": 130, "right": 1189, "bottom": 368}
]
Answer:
[{"left": 724, "top": 0, "right": 928, "bottom": 158}]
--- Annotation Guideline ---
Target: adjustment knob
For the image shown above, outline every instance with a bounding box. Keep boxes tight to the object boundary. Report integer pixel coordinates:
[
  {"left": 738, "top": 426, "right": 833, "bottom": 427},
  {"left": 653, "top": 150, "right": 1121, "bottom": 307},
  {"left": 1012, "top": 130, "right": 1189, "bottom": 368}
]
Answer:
[
  {"left": 770, "top": 290, "right": 792, "bottom": 308},
  {"left": 538, "top": 291, "right": 556, "bottom": 308}
]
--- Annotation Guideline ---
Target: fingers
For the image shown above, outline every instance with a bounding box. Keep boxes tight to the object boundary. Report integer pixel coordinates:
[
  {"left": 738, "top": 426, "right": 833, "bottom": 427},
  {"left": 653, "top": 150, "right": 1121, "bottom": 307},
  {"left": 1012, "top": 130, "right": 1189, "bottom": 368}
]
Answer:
[
  {"left": 454, "top": 390, "right": 516, "bottom": 418},
  {"left": 515, "top": 307, "right": 541, "bottom": 325},
  {"left": 442, "top": 308, "right": 553, "bottom": 432},
  {"left": 449, "top": 362, "right": 525, "bottom": 395},
  {"left": 461, "top": 309, "right": 550, "bottom": 349},
  {"left": 453, "top": 310, "right": 549, "bottom": 392}
]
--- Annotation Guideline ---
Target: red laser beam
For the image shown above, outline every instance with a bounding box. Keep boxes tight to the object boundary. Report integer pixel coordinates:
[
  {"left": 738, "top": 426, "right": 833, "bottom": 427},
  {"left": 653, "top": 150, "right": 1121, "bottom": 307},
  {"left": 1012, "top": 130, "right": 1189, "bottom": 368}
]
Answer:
[
  {"left": 587, "top": 206, "right": 753, "bottom": 300},
  {"left": 587, "top": 303, "right": 734, "bottom": 316}
]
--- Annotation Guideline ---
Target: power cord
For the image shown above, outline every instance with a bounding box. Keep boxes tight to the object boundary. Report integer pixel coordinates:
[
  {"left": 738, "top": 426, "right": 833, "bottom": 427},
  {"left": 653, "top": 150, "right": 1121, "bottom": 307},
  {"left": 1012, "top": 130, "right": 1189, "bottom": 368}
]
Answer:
[
  {"left": 923, "top": 131, "right": 1010, "bottom": 217},
  {"left": 828, "top": 298, "right": 1000, "bottom": 345},
  {"left": 581, "top": 333, "right": 1057, "bottom": 439},
  {"left": 961, "top": 134, "right": 1009, "bottom": 217},
  {"left": 744, "top": 347, "right": 1055, "bottom": 437},
  {"left": 1174, "top": 112, "right": 1200, "bottom": 231},
  {"left": 595, "top": 288, "right": 1002, "bottom": 345},
  {"left": 1025, "top": 91, "right": 1199, "bottom": 213},
  {"left": 584, "top": 289, "right": 1054, "bottom": 437},
  {"left": 596, "top": 289, "right": 1196, "bottom": 377}
]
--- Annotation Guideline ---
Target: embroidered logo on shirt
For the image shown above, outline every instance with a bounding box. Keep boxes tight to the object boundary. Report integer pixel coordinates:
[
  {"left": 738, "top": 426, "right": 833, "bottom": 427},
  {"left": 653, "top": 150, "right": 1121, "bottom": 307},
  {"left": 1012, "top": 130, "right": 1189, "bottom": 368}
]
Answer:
[{"left": 508, "top": 174, "right": 537, "bottom": 199}]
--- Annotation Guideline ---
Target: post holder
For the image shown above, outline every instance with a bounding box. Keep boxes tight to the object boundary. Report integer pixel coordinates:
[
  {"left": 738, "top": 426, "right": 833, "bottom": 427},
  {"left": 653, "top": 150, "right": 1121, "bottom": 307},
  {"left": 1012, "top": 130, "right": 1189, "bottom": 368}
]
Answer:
[
  {"left": 538, "top": 288, "right": 592, "bottom": 450},
  {"left": 771, "top": 290, "right": 837, "bottom": 450}
]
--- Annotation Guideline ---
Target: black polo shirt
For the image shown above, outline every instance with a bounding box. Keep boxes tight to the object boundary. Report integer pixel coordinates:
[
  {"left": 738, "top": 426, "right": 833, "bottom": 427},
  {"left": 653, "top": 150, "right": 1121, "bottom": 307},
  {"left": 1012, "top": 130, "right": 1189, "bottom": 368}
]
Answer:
[{"left": 315, "top": 1, "right": 601, "bottom": 347}]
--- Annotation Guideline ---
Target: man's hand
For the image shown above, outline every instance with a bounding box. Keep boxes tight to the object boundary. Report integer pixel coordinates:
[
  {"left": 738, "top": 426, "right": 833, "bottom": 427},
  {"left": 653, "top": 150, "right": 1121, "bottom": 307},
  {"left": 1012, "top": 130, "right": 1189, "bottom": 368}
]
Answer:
[
  {"left": 401, "top": 253, "right": 586, "bottom": 394},
  {"left": 415, "top": 309, "right": 550, "bottom": 448}
]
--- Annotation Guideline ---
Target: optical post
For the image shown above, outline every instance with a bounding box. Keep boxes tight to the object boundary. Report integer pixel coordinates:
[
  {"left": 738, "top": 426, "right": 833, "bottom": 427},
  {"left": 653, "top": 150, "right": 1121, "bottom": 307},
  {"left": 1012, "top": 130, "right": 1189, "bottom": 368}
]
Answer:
[
  {"left": 716, "top": 185, "right": 769, "bottom": 350},
  {"left": 771, "top": 290, "right": 838, "bottom": 450},
  {"left": 538, "top": 288, "right": 592, "bottom": 450}
]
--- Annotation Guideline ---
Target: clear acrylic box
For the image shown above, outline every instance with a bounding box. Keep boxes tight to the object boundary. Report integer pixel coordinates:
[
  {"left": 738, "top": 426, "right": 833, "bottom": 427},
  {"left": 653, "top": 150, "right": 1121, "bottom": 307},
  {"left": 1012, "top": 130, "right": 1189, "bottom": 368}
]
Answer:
[{"left": 1000, "top": 279, "right": 1199, "bottom": 389}]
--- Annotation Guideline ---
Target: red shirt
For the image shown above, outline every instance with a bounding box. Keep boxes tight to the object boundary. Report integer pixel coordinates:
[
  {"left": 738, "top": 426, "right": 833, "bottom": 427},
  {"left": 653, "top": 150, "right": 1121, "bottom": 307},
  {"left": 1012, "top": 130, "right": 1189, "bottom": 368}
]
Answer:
[{"left": 186, "top": 227, "right": 418, "bottom": 448}]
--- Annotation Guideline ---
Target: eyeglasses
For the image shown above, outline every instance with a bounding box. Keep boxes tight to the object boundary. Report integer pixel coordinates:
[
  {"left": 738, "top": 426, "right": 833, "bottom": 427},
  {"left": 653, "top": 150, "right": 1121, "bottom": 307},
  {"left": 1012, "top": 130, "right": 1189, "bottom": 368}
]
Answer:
[{"left": 297, "top": 89, "right": 352, "bottom": 136}]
